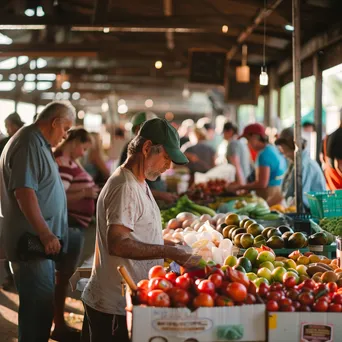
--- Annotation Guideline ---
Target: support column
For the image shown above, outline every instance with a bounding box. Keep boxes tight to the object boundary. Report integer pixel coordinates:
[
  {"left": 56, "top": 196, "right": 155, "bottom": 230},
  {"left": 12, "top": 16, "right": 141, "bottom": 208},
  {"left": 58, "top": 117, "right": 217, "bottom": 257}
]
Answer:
[
  {"left": 313, "top": 53, "right": 323, "bottom": 163},
  {"left": 264, "top": 93, "right": 270, "bottom": 127},
  {"left": 293, "top": 0, "right": 304, "bottom": 213}
]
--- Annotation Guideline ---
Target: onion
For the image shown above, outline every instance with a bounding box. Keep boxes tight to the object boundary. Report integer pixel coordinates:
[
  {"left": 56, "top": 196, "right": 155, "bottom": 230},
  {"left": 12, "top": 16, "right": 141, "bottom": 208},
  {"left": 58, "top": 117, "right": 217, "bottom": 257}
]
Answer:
[
  {"left": 216, "top": 217, "right": 226, "bottom": 226},
  {"left": 174, "top": 228, "right": 184, "bottom": 233},
  {"left": 172, "top": 232, "right": 184, "bottom": 241},
  {"left": 183, "top": 227, "right": 194, "bottom": 233},
  {"left": 162, "top": 228, "right": 170, "bottom": 235},
  {"left": 167, "top": 218, "right": 182, "bottom": 230},
  {"left": 176, "top": 212, "right": 195, "bottom": 223},
  {"left": 182, "top": 219, "right": 195, "bottom": 229},
  {"left": 199, "top": 214, "right": 212, "bottom": 222},
  {"left": 163, "top": 233, "right": 173, "bottom": 240},
  {"left": 194, "top": 222, "right": 203, "bottom": 231},
  {"left": 190, "top": 219, "right": 200, "bottom": 228}
]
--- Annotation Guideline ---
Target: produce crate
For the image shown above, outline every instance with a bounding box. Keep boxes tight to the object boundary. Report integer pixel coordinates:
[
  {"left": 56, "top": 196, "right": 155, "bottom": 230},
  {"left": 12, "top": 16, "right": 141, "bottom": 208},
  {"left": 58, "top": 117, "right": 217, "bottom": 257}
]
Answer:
[
  {"left": 268, "top": 312, "right": 342, "bottom": 342},
  {"left": 309, "top": 219, "right": 337, "bottom": 259},
  {"left": 306, "top": 190, "right": 342, "bottom": 219},
  {"left": 254, "top": 213, "right": 287, "bottom": 229},
  {"left": 238, "top": 247, "right": 309, "bottom": 257},
  {"left": 285, "top": 213, "right": 312, "bottom": 235},
  {"left": 126, "top": 290, "right": 266, "bottom": 342}
]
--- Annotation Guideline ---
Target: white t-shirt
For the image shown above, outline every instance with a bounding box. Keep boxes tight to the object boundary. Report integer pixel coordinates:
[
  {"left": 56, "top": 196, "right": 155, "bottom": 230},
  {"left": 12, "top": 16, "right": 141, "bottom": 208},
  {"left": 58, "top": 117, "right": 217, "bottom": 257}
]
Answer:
[{"left": 82, "top": 167, "right": 163, "bottom": 315}]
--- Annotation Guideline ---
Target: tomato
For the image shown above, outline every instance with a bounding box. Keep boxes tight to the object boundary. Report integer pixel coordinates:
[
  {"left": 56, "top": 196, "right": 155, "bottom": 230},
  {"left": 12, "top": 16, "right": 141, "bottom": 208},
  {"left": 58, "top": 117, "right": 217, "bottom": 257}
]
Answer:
[
  {"left": 257, "top": 282, "right": 270, "bottom": 298},
  {"left": 266, "top": 291, "right": 283, "bottom": 302},
  {"left": 270, "top": 283, "right": 283, "bottom": 292},
  {"left": 332, "top": 293, "right": 342, "bottom": 304},
  {"left": 280, "top": 305, "right": 295, "bottom": 312},
  {"left": 298, "top": 292, "right": 314, "bottom": 306},
  {"left": 266, "top": 300, "right": 279, "bottom": 312},
  {"left": 215, "top": 295, "right": 234, "bottom": 307},
  {"left": 136, "top": 289, "right": 148, "bottom": 304},
  {"left": 213, "top": 268, "right": 225, "bottom": 277},
  {"left": 312, "top": 300, "right": 328, "bottom": 312},
  {"left": 245, "top": 293, "right": 256, "bottom": 304},
  {"left": 175, "top": 276, "right": 191, "bottom": 290},
  {"left": 197, "top": 280, "right": 216, "bottom": 296},
  {"left": 137, "top": 279, "right": 149, "bottom": 290},
  {"left": 167, "top": 287, "right": 190, "bottom": 306},
  {"left": 292, "top": 300, "right": 300, "bottom": 310},
  {"left": 194, "top": 278, "right": 202, "bottom": 287},
  {"left": 147, "top": 290, "right": 170, "bottom": 307},
  {"left": 327, "top": 282, "right": 338, "bottom": 293},
  {"left": 208, "top": 274, "right": 223, "bottom": 288},
  {"left": 298, "top": 304, "right": 311, "bottom": 312},
  {"left": 148, "top": 265, "right": 166, "bottom": 279},
  {"left": 286, "top": 289, "right": 300, "bottom": 301},
  {"left": 165, "top": 272, "right": 178, "bottom": 284},
  {"left": 193, "top": 293, "right": 214, "bottom": 308},
  {"left": 279, "top": 298, "right": 292, "bottom": 307},
  {"left": 226, "top": 282, "right": 248, "bottom": 302},
  {"left": 302, "top": 279, "right": 316, "bottom": 290},
  {"left": 284, "top": 276, "right": 297, "bottom": 288},
  {"left": 248, "top": 281, "right": 257, "bottom": 296},
  {"left": 148, "top": 277, "right": 173, "bottom": 291},
  {"left": 328, "top": 303, "right": 342, "bottom": 312}
]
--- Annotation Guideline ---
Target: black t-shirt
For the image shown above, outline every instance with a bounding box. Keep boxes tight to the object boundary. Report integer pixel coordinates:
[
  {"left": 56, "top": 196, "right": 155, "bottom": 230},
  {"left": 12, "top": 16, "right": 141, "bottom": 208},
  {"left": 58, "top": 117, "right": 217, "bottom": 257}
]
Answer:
[{"left": 326, "top": 127, "right": 342, "bottom": 161}]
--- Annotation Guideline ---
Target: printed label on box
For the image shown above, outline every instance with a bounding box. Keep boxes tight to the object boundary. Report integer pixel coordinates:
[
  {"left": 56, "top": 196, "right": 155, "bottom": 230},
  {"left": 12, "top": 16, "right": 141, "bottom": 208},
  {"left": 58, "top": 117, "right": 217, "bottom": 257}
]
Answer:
[
  {"left": 300, "top": 323, "right": 333, "bottom": 342},
  {"left": 152, "top": 318, "right": 213, "bottom": 334},
  {"left": 309, "top": 245, "right": 324, "bottom": 252}
]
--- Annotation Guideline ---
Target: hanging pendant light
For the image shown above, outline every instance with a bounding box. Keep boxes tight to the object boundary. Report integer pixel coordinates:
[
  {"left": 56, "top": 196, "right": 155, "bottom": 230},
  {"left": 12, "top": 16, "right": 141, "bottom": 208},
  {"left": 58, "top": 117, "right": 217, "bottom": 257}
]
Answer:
[
  {"left": 260, "top": 0, "right": 268, "bottom": 86},
  {"left": 236, "top": 44, "right": 250, "bottom": 83}
]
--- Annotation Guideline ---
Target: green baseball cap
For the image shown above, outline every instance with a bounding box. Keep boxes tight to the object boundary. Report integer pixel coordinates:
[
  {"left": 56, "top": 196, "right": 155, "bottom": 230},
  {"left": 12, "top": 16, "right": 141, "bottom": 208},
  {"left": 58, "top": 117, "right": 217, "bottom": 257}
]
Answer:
[
  {"left": 139, "top": 118, "right": 189, "bottom": 165},
  {"left": 131, "top": 111, "right": 157, "bottom": 133}
]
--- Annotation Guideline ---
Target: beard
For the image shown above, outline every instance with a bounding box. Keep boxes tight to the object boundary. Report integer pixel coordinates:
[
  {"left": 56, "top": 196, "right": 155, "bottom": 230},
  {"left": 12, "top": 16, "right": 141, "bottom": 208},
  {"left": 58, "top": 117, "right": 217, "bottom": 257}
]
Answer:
[{"left": 145, "top": 169, "right": 161, "bottom": 181}]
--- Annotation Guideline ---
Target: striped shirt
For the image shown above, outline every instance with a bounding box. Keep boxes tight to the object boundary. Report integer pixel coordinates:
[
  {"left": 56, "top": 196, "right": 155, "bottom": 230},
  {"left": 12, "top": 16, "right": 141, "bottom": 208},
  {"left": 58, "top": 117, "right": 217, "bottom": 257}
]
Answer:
[{"left": 55, "top": 151, "right": 95, "bottom": 228}]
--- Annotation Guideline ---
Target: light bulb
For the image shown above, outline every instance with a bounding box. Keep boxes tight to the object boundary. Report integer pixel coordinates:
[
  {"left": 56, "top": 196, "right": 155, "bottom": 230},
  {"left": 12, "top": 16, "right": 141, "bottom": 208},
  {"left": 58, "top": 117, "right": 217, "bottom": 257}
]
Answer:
[
  {"left": 222, "top": 25, "right": 229, "bottom": 33},
  {"left": 259, "top": 67, "right": 268, "bottom": 86},
  {"left": 155, "top": 61, "right": 162, "bottom": 69}
]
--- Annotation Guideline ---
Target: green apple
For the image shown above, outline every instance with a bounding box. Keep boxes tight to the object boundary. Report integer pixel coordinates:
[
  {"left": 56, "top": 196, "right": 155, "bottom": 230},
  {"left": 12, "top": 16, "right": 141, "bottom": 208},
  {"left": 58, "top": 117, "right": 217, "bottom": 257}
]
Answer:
[
  {"left": 296, "top": 265, "right": 308, "bottom": 276},
  {"left": 253, "top": 277, "right": 270, "bottom": 287},
  {"left": 224, "top": 255, "right": 237, "bottom": 267},
  {"left": 273, "top": 261, "right": 284, "bottom": 268},
  {"left": 257, "top": 267, "right": 272, "bottom": 282},
  {"left": 257, "top": 251, "right": 275, "bottom": 264},
  {"left": 260, "top": 261, "right": 275, "bottom": 271},
  {"left": 246, "top": 272, "right": 258, "bottom": 281},
  {"left": 284, "top": 259, "right": 297, "bottom": 270},
  {"left": 283, "top": 271, "right": 299, "bottom": 284},
  {"left": 271, "top": 266, "right": 287, "bottom": 282}
]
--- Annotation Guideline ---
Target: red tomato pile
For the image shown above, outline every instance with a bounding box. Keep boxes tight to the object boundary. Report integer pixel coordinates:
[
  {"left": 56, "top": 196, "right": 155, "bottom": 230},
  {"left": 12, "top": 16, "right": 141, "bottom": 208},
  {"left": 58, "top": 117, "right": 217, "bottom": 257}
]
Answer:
[
  {"left": 186, "top": 179, "right": 229, "bottom": 201},
  {"left": 136, "top": 265, "right": 261, "bottom": 309},
  {"left": 260, "top": 278, "right": 342, "bottom": 312}
]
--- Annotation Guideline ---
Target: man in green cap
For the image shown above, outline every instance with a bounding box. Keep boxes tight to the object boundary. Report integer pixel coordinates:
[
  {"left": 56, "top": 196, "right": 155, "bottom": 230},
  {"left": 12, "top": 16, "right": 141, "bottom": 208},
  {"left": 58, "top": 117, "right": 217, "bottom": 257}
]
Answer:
[
  {"left": 119, "top": 111, "right": 177, "bottom": 204},
  {"left": 82, "top": 118, "right": 199, "bottom": 341}
]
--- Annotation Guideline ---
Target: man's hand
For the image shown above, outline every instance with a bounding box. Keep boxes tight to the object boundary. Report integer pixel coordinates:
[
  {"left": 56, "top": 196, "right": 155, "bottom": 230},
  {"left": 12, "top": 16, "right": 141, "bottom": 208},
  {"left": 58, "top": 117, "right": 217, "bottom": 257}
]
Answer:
[
  {"left": 39, "top": 231, "right": 61, "bottom": 255},
  {"left": 159, "top": 192, "right": 178, "bottom": 204},
  {"left": 167, "top": 244, "right": 202, "bottom": 267}
]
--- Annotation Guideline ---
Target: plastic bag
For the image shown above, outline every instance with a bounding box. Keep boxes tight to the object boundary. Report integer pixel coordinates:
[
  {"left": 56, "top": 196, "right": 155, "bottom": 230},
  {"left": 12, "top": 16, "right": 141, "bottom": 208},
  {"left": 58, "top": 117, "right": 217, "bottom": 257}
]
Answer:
[{"left": 194, "top": 164, "right": 236, "bottom": 184}]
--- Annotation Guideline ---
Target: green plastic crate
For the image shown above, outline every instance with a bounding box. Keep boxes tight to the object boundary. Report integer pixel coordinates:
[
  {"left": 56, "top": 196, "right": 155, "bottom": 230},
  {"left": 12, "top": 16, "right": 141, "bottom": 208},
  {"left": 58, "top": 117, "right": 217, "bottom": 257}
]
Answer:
[{"left": 306, "top": 190, "right": 342, "bottom": 219}]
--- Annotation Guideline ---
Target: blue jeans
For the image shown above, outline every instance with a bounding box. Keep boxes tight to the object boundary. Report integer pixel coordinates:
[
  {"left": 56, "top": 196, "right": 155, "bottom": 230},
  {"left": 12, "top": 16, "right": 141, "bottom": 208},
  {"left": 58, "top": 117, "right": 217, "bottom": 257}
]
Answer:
[{"left": 11, "top": 259, "right": 55, "bottom": 342}]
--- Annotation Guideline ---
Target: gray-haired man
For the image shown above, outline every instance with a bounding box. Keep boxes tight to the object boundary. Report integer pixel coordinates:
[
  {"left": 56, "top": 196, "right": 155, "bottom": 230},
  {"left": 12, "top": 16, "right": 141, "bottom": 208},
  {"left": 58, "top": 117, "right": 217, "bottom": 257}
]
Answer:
[{"left": 0, "top": 101, "right": 75, "bottom": 342}]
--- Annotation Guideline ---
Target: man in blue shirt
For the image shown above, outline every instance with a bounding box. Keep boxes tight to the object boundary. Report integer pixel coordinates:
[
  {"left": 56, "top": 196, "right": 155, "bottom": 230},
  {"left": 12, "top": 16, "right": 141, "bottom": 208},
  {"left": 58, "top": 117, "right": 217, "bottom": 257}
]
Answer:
[
  {"left": 0, "top": 101, "right": 75, "bottom": 342},
  {"left": 275, "top": 127, "right": 326, "bottom": 209}
]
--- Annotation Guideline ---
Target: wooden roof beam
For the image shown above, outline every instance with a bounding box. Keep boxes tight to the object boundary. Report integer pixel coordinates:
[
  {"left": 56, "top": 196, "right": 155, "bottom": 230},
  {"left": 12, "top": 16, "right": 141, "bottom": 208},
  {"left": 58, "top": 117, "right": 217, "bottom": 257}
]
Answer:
[{"left": 227, "top": 0, "right": 284, "bottom": 61}]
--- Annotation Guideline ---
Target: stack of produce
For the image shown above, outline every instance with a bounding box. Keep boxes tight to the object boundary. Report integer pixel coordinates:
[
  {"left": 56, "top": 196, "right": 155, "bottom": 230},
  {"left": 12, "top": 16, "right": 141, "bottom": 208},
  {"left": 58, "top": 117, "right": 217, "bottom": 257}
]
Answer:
[
  {"left": 160, "top": 195, "right": 216, "bottom": 228},
  {"left": 224, "top": 247, "right": 342, "bottom": 289},
  {"left": 135, "top": 264, "right": 262, "bottom": 309},
  {"left": 185, "top": 179, "right": 230, "bottom": 202},
  {"left": 221, "top": 213, "right": 309, "bottom": 250},
  {"left": 319, "top": 217, "right": 342, "bottom": 236}
]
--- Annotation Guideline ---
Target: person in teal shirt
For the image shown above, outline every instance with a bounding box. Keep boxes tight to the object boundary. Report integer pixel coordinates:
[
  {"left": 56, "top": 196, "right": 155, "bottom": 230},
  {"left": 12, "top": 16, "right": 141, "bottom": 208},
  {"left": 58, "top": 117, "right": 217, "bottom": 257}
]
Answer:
[{"left": 227, "top": 123, "right": 286, "bottom": 205}]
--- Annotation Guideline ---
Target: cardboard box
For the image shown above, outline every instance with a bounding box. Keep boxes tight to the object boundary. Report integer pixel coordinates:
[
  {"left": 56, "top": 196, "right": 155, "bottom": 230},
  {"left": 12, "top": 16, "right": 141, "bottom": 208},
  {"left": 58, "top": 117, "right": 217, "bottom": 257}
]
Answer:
[
  {"left": 128, "top": 302, "right": 266, "bottom": 342},
  {"left": 268, "top": 312, "right": 342, "bottom": 342}
]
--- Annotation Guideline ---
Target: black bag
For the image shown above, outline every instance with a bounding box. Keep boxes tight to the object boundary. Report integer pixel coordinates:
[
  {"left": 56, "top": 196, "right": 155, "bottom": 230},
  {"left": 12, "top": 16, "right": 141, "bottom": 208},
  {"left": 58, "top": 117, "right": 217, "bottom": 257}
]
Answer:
[{"left": 17, "top": 232, "right": 64, "bottom": 262}]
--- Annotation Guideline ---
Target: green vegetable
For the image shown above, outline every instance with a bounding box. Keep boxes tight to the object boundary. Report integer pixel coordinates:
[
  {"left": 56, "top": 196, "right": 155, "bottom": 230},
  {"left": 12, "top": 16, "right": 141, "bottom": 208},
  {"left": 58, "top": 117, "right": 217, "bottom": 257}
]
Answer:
[{"left": 177, "top": 195, "right": 216, "bottom": 216}]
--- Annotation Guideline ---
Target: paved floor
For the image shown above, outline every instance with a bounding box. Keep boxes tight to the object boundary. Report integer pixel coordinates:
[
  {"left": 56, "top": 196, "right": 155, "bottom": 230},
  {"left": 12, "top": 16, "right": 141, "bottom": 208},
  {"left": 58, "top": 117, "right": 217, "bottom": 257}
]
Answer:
[{"left": 0, "top": 287, "right": 84, "bottom": 342}]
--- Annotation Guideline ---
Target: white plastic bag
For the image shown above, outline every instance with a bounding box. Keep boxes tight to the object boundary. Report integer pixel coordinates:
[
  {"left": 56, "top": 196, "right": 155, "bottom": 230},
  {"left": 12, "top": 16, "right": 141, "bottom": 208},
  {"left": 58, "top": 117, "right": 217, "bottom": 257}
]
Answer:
[{"left": 194, "top": 164, "right": 236, "bottom": 184}]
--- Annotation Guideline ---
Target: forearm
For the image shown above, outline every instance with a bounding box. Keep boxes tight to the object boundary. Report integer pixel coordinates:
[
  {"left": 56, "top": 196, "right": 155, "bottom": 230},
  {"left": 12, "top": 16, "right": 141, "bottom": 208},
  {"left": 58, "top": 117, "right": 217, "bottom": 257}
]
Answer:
[
  {"left": 14, "top": 188, "right": 51, "bottom": 236},
  {"left": 240, "top": 181, "right": 267, "bottom": 191},
  {"left": 109, "top": 237, "right": 175, "bottom": 260}
]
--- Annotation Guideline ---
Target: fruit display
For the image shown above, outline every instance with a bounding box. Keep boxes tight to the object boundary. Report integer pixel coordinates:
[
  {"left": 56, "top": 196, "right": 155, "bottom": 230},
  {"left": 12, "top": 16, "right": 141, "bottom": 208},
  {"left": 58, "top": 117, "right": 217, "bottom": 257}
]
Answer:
[
  {"left": 319, "top": 217, "right": 342, "bottom": 236},
  {"left": 234, "top": 200, "right": 282, "bottom": 221},
  {"left": 270, "top": 204, "right": 296, "bottom": 213},
  {"left": 221, "top": 213, "right": 309, "bottom": 250},
  {"left": 185, "top": 179, "right": 231, "bottom": 202},
  {"left": 308, "top": 231, "right": 335, "bottom": 246},
  {"left": 224, "top": 247, "right": 342, "bottom": 289},
  {"left": 135, "top": 264, "right": 263, "bottom": 309},
  {"left": 160, "top": 195, "right": 216, "bottom": 228}
]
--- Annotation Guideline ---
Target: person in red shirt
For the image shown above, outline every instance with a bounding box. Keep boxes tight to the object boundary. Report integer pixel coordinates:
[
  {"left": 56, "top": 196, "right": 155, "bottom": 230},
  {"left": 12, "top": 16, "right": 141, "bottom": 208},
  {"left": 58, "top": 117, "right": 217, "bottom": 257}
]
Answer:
[{"left": 52, "top": 128, "right": 99, "bottom": 341}]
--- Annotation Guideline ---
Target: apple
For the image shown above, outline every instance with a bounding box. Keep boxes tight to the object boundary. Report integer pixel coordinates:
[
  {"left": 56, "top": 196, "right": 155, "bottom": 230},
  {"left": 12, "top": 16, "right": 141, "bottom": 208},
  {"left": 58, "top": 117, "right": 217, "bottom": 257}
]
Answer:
[{"left": 148, "top": 265, "right": 166, "bottom": 279}]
